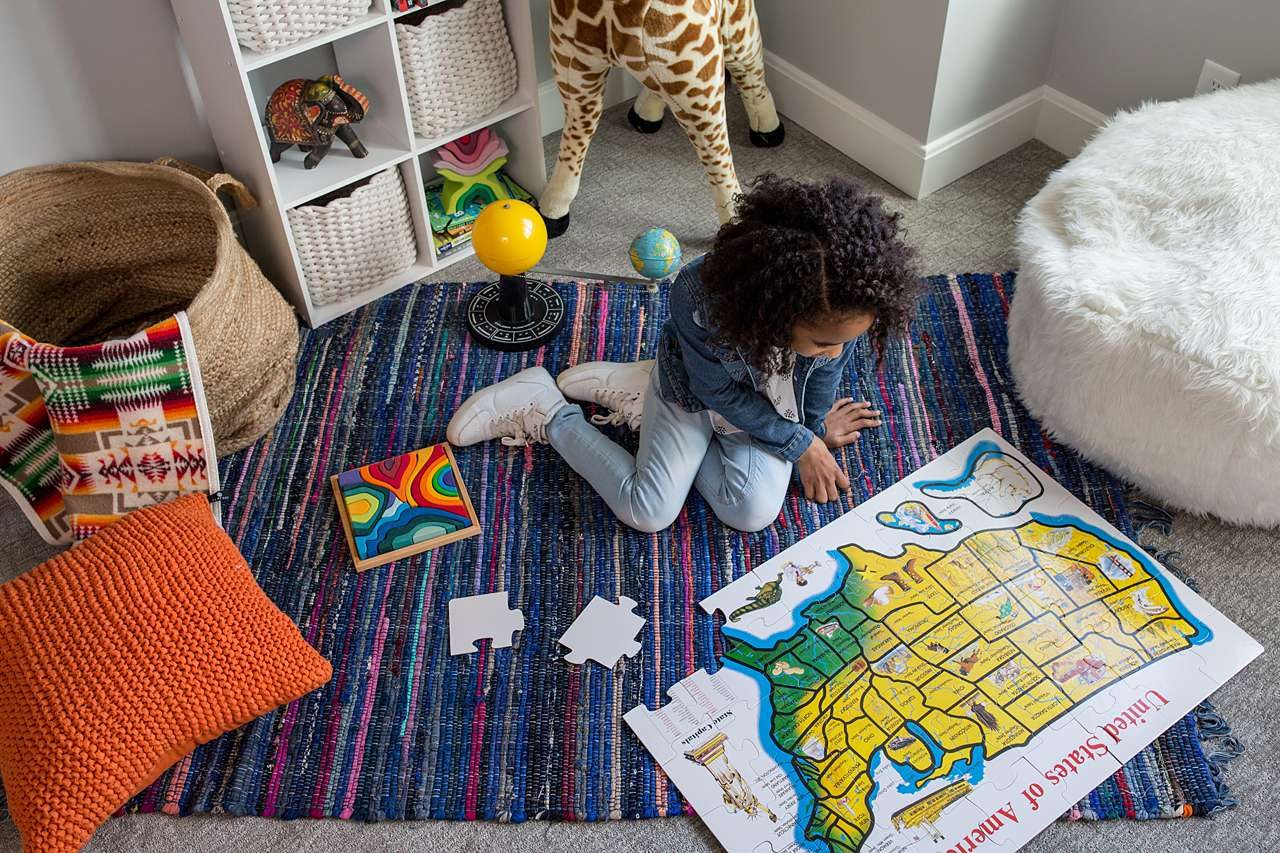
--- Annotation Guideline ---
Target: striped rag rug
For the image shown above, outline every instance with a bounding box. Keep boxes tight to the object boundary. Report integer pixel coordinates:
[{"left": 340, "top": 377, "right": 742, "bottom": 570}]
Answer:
[{"left": 126, "top": 272, "right": 1241, "bottom": 825}]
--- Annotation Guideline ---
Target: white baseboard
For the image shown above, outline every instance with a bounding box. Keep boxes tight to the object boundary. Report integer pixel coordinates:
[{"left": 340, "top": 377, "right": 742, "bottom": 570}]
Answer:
[
  {"left": 538, "top": 72, "right": 644, "bottom": 137},
  {"left": 538, "top": 57, "right": 1109, "bottom": 197},
  {"left": 1036, "top": 86, "right": 1108, "bottom": 158},
  {"left": 761, "top": 51, "right": 1111, "bottom": 197},
  {"left": 918, "top": 88, "right": 1045, "bottom": 197},
  {"left": 763, "top": 51, "right": 928, "bottom": 197}
]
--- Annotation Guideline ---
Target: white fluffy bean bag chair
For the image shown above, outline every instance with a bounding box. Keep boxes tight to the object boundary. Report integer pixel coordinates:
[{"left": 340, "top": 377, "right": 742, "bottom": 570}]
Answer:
[{"left": 1010, "top": 80, "right": 1280, "bottom": 526}]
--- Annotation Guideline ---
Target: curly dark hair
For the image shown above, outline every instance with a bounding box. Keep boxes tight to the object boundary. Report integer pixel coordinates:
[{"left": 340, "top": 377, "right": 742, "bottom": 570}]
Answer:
[{"left": 700, "top": 174, "right": 920, "bottom": 374}]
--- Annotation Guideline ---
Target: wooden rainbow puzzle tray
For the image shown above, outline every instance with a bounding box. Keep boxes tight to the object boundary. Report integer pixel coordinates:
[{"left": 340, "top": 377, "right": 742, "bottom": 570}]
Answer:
[{"left": 331, "top": 443, "right": 479, "bottom": 571}]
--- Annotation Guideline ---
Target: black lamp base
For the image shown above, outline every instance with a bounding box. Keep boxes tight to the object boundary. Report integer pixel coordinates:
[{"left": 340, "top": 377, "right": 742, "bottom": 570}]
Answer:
[{"left": 465, "top": 274, "right": 566, "bottom": 352}]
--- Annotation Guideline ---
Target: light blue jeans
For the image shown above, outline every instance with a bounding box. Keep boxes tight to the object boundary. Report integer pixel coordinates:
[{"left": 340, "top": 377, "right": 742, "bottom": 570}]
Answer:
[{"left": 546, "top": 371, "right": 793, "bottom": 533}]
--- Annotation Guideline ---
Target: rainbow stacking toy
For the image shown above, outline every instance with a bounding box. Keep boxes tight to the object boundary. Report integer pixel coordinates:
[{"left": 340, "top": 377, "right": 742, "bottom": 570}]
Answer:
[{"left": 433, "top": 128, "right": 511, "bottom": 215}]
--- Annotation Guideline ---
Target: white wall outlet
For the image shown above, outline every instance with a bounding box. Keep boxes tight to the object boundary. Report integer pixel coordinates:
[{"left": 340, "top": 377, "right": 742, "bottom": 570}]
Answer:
[{"left": 1195, "top": 60, "right": 1241, "bottom": 95}]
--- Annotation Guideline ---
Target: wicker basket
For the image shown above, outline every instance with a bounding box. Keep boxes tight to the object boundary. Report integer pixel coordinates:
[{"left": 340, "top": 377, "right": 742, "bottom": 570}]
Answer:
[
  {"left": 227, "top": 0, "right": 369, "bottom": 54},
  {"left": 0, "top": 159, "right": 299, "bottom": 454},
  {"left": 288, "top": 168, "right": 418, "bottom": 308},
  {"left": 396, "top": 0, "right": 519, "bottom": 140}
]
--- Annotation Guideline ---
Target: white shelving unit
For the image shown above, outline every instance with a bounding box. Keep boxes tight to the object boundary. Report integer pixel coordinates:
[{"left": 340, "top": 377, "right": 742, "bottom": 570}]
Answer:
[{"left": 170, "top": 0, "right": 546, "bottom": 327}]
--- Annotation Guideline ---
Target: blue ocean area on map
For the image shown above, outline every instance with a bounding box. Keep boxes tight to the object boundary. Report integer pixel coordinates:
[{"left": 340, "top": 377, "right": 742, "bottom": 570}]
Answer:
[
  {"left": 721, "top": 658, "right": 827, "bottom": 851},
  {"left": 888, "top": 721, "right": 986, "bottom": 794}
]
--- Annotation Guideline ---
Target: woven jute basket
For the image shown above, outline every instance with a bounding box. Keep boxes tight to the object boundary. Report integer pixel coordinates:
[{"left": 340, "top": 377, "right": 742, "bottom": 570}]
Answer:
[{"left": 0, "top": 159, "right": 298, "bottom": 454}]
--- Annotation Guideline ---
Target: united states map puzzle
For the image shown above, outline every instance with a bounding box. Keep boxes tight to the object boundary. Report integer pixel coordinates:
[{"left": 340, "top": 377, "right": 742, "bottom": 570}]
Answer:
[{"left": 625, "top": 430, "right": 1261, "bottom": 853}]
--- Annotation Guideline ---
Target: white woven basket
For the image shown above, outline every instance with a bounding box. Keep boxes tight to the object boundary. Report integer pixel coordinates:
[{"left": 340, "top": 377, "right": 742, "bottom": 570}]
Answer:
[
  {"left": 395, "top": 0, "right": 519, "bottom": 140},
  {"left": 227, "top": 0, "right": 368, "bottom": 54},
  {"left": 288, "top": 169, "right": 418, "bottom": 308}
]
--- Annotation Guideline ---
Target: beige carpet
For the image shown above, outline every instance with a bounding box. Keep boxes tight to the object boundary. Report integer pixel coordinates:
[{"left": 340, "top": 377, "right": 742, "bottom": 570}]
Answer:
[{"left": 0, "top": 94, "right": 1273, "bottom": 853}]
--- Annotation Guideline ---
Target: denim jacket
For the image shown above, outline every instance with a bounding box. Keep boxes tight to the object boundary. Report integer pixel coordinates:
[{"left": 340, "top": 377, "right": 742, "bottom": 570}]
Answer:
[{"left": 656, "top": 255, "right": 858, "bottom": 463}]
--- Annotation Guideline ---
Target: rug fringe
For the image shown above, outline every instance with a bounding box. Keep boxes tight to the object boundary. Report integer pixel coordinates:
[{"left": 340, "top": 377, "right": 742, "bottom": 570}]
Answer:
[
  {"left": 1125, "top": 491, "right": 1244, "bottom": 817},
  {"left": 1195, "top": 700, "right": 1243, "bottom": 815},
  {"left": 1129, "top": 492, "right": 1198, "bottom": 591},
  {"left": 1128, "top": 497, "right": 1174, "bottom": 536}
]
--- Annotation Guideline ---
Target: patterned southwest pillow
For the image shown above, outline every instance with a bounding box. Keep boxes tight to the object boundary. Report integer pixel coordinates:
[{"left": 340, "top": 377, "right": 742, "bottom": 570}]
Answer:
[
  {"left": 0, "top": 312, "right": 217, "bottom": 544},
  {"left": 0, "top": 495, "right": 332, "bottom": 853}
]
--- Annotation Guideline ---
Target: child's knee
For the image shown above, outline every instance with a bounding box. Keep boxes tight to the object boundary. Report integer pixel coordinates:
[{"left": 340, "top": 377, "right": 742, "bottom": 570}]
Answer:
[
  {"left": 623, "top": 503, "right": 682, "bottom": 534},
  {"left": 714, "top": 497, "right": 783, "bottom": 533}
]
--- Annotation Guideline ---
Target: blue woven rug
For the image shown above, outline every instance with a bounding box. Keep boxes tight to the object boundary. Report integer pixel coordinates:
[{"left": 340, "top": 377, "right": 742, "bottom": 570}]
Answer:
[{"left": 128, "top": 272, "right": 1240, "bottom": 824}]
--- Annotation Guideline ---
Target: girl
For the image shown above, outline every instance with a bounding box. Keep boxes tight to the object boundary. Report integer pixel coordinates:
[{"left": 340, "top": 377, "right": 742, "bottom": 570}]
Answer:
[{"left": 447, "top": 175, "right": 920, "bottom": 533}]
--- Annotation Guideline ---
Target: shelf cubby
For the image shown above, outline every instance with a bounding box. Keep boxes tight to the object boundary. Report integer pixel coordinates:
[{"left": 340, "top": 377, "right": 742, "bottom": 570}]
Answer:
[
  {"left": 416, "top": 106, "right": 542, "bottom": 271},
  {"left": 246, "top": 22, "right": 414, "bottom": 208},
  {"left": 169, "top": 0, "right": 545, "bottom": 326},
  {"left": 238, "top": 5, "right": 388, "bottom": 71}
]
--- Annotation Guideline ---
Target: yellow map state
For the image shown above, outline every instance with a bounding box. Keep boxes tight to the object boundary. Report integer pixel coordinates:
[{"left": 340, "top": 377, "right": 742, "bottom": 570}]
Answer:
[
  {"left": 1007, "top": 613, "right": 1081, "bottom": 665},
  {"left": 724, "top": 518, "right": 1203, "bottom": 853}
]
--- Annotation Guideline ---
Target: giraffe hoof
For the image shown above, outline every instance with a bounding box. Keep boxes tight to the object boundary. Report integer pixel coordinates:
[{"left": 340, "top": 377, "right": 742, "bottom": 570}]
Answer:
[
  {"left": 543, "top": 211, "right": 571, "bottom": 239},
  {"left": 627, "top": 106, "right": 664, "bottom": 134},
  {"left": 749, "top": 122, "right": 786, "bottom": 148}
]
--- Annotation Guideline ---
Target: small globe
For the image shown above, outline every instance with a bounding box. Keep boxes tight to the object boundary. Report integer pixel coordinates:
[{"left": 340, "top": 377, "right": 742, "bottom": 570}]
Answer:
[
  {"left": 629, "top": 227, "right": 682, "bottom": 279},
  {"left": 472, "top": 200, "right": 547, "bottom": 276}
]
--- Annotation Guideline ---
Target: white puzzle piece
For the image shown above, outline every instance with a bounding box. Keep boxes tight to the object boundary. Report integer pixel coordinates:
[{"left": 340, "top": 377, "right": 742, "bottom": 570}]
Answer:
[
  {"left": 627, "top": 429, "right": 1263, "bottom": 853},
  {"left": 448, "top": 591, "right": 524, "bottom": 655},
  {"left": 558, "top": 595, "right": 646, "bottom": 667},
  {"left": 916, "top": 444, "right": 1044, "bottom": 517}
]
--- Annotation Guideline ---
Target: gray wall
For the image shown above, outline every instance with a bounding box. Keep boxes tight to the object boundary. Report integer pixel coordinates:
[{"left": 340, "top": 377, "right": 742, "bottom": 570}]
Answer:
[
  {"left": 2, "top": 0, "right": 216, "bottom": 174},
  {"left": 928, "top": 0, "right": 1060, "bottom": 141},
  {"left": 1048, "top": 0, "right": 1280, "bottom": 114},
  {"left": 9, "top": 0, "right": 1279, "bottom": 175},
  {"left": 530, "top": 0, "right": 554, "bottom": 83},
  {"left": 755, "top": 0, "right": 949, "bottom": 142}
]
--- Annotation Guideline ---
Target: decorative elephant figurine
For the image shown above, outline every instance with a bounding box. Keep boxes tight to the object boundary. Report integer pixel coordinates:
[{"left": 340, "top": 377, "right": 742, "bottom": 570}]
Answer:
[{"left": 265, "top": 75, "right": 370, "bottom": 169}]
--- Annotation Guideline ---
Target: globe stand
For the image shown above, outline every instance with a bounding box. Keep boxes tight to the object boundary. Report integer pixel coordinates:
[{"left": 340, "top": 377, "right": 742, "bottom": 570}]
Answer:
[{"left": 465, "top": 273, "right": 566, "bottom": 352}]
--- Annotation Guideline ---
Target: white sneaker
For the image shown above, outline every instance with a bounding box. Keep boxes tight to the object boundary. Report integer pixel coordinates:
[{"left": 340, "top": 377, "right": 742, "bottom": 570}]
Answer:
[
  {"left": 556, "top": 360, "right": 654, "bottom": 431},
  {"left": 447, "top": 366, "right": 568, "bottom": 447}
]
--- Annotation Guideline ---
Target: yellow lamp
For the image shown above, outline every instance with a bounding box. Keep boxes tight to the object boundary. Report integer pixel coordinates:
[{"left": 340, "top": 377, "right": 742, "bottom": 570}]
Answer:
[{"left": 465, "top": 200, "right": 566, "bottom": 351}]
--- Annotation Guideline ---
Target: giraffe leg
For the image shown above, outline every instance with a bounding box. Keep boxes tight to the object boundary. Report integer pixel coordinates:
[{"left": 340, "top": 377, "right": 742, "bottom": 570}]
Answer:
[
  {"left": 721, "top": 0, "right": 784, "bottom": 147},
  {"left": 627, "top": 87, "right": 666, "bottom": 134},
  {"left": 662, "top": 66, "right": 740, "bottom": 224},
  {"left": 640, "top": 2, "right": 739, "bottom": 222},
  {"left": 539, "top": 51, "right": 610, "bottom": 237}
]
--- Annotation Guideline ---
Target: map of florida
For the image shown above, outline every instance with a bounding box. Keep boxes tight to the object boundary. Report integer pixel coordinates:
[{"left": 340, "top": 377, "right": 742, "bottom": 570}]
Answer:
[{"left": 723, "top": 518, "right": 1204, "bottom": 853}]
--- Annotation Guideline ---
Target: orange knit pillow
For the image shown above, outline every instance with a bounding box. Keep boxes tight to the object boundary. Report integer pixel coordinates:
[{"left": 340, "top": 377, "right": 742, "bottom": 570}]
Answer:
[{"left": 0, "top": 495, "right": 332, "bottom": 853}]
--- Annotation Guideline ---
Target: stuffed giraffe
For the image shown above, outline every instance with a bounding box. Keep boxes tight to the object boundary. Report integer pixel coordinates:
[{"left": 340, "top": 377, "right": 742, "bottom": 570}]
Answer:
[{"left": 540, "top": 0, "right": 784, "bottom": 236}]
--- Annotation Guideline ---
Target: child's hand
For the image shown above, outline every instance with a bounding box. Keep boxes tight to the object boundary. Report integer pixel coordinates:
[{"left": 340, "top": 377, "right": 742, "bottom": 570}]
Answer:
[
  {"left": 797, "top": 436, "right": 851, "bottom": 504},
  {"left": 823, "top": 399, "right": 882, "bottom": 449}
]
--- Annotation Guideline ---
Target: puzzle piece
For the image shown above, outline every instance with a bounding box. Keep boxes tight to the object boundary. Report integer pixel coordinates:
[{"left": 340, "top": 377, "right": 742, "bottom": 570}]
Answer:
[
  {"left": 702, "top": 565, "right": 794, "bottom": 631},
  {"left": 448, "top": 591, "right": 524, "bottom": 655},
  {"left": 854, "top": 481, "right": 974, "bottom": 557},
  {"left": 1015, "top": 715, "right": 1122, "bottom": 796},
  {"left": 966, "top": 755, "right": 1074, "bottom": 839},
  {"left": 702, "top": 544, "right": 871, "bottom": 634},
  {"left": 954, "top": 782, "right": 1061, "bottom": 851},
  {"left": 625, "top": 670, "right": 788, "bottom": 840},
  {"left": 914, "top": 441, "right": 1044, "bottom": 517},
  {"left": 876, "top": 499, "right": 961, "bottom": 535},
  {"left": 558, "top": 595, "right": 645, "bottom": 668}
]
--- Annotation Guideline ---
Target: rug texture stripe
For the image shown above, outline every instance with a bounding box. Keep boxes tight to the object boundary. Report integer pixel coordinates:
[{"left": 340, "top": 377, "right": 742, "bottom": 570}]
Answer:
[{"left": 126, "top": 273, "right": 1239, "bottom": 826}]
